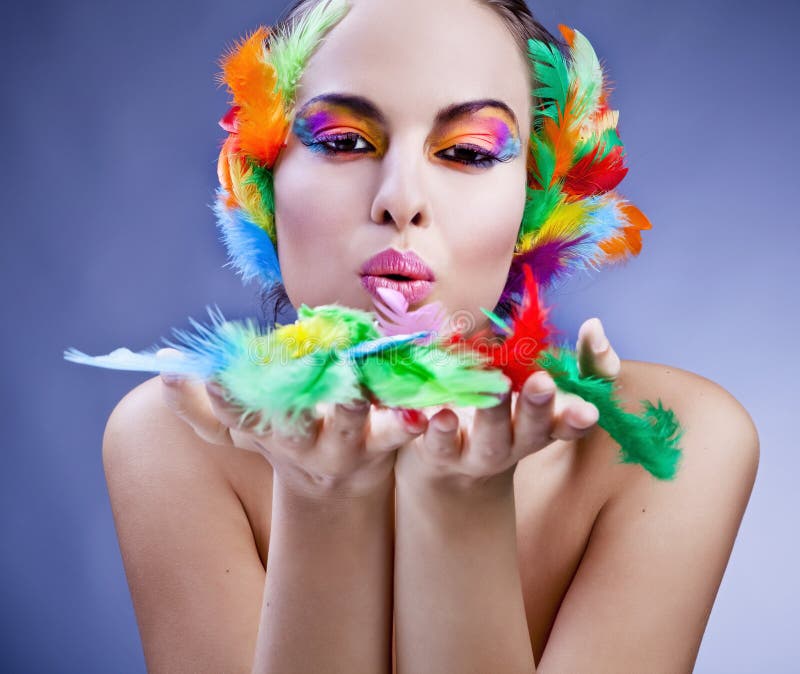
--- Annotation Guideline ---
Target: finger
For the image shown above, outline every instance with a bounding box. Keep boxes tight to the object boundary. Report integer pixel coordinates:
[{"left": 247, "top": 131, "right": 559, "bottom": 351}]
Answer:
[
  {"left": 317, "top": 400, "right": 371, "bottom": 454},
  {"left": 464, "top": 393, "right": 513, "bottom": 469},
  {"left": 206, "top": 382, "right": 264, "bottom": 434},
  {"left": 270, "top": 407, "right": 322, "bottom": 455},
  {"left": 159, "top": 374, "right": 234, "bottom": 447},
  {"left": 367, "top": 407, "right": 429, "bottom": 453},
  {"left": 577, "top": 317, "right": 621, "bottom": 380},
  {"left": 513, "top": 370, "right": 557, "bottom": 453},
  {"left": 156, "top": 347, "right": 187, "bottom": 386},
  {"left": 550, "top": 391, "right": 599, "bottom": 442},
  {"left": 419, "top": 407, "right": 463, "bottom": 463}
]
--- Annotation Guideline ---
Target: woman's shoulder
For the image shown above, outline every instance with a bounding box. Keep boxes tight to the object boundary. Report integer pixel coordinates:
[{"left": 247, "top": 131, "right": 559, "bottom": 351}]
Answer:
[
  {"left": 102, "top": 375, "right": 271, "bottom": 501},
  {"left": 101, "top": 376, "right": 270, "bottom": 670},
  {"left": 604, "top": 357, "right": 759, "bottom": 485},
  {"left": 102, "top": 375, "right": 232, "bottom": 496},
  {"left": 525, "top": 358, "right": 760, "bottom": 671}
]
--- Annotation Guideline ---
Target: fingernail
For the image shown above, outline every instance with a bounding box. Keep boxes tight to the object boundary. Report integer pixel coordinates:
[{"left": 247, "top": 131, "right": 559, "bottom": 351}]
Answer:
[
  {"left": 526, "top": 389, "right": 554, "bottom": 405},
  {"left": 161, "top": 372, "right": 183, "bottom": 385},
  {"left": 396, "top": 408, "right": 427, "bottom": 433},
  {"left": 432, "top": 414, "right": 458, "bottom": 432},
  {"left": 207, "top": 382, "right": 224, "bottom": 397},
  {"left": 591, "top": 334, "right": 609, "bottom": 353},
  {"left": 342, "top": 400, "right": 370, "bottom": 412}
]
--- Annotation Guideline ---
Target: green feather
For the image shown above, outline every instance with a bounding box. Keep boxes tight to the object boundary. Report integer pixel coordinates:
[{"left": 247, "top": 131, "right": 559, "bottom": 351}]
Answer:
[
  {"left": 527, "top": 38, "right": 571, "bottom": 121},
  {"left": 296, "top": 303, "right": 381, "bottom": 344},
  {"left": 216, "top": 303, "right": 378, "bottom": 434},
  {"left": 245, "top": 162, "right": 276, "bottom": 237},
  {"left": 357, "top": 342, "right": 508, "bottom": 409},
  {"left": 519, "top": 184, "right": 562, "bottom": 240},
  {"left": 480, "top": 307, "right": 512, "bottom": 334},
  {"left": 566, "top": 28, "right": 603, "bottom": 124},
  {"left": 528, "top": 134, "right": 556, "bottom": 188},
  {"left": 572, "top": 127, "right": 624, "bottom": 164},
  {"left": 268, "top": 0, "right": 351, "bottom": 106},
  {"left": 536, "top": 346, "right": 684, "bottom": 480}
]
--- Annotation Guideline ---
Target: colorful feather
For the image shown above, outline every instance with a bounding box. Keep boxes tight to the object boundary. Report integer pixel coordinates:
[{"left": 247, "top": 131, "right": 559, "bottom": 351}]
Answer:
[
  {"left": 516, "top": 25, "right": 650, "bottom": 295},
  {"left": 267, "top": 0, "right": 351, "bottom": 106},
  {"left": 213, "top": 191, "right": 282, "bottom": 285},
  {"left": 65, "top": 282, "right": 683, "bottom": 479},
  {"left": 536, "top": 346, "right": 683, "bottom": 480},
  {"left": 371, "top": 287, "right": 448, "bottom": 343},
  {"left": 217, "top": 26, "right": 289, "bottom": 168},
  {"left": 453, "top": 264, "right": 558, "bottom": 392},
  {"left": 212, "top": 2, "right": 351, "bottom": 289}
]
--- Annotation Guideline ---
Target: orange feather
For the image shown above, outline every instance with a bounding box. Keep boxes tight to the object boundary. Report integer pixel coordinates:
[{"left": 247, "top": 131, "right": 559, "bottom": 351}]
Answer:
[
  {"left": 218, "top": 26, "right": 290, "bottom": 167},
  {"left": 544, "top": 90, "right": 583, "bottom": 187},
  {"left": 598, "top": 203, "right": 652, "bottom": 260}
]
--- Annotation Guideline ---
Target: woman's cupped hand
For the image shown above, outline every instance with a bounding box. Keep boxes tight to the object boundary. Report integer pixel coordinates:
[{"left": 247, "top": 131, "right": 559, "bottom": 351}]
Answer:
[
  {"left": 155, "top": 316, "right": 620, "bottom": 500},
  {"left": 154, "top": 351, "right": 425, "bottom": 500},
  {"left": 393, "top": 317, "right": 622, "bottom": 497}
]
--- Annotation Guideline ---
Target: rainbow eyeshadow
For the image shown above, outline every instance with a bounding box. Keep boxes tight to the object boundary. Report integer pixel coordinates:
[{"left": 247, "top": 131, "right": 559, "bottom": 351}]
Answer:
[
  {"left": 292, "top": 94, "right": 521, "bottom": 165},
  {"left": 433, "top": 106, "right": 521, "bottom": 162},
  {"left": 292, "top": 98, "right": 387, "bottom": 155}
]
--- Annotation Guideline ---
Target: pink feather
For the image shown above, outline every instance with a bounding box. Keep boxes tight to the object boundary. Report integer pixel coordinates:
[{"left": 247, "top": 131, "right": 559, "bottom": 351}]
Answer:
[{"left": 371, "top": 288, "right": 448, "bottom": 343}]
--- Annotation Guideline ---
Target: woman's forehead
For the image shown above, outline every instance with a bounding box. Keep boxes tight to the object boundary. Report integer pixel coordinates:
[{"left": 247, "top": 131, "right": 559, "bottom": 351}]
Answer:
[{"left": 293, "top": 0, "right": 531, "bottom": 130}]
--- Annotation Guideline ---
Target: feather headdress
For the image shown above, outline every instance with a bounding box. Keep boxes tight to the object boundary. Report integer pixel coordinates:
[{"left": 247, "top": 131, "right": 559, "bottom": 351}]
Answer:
[
  {"left": 214, "top": 0, "right": 350, "bottom": 287},
  {"left": 501, "top": 24, "right": 652, "bottom": 306},
  {"left": 65, "top": 20, "right": 681, "bottom": 480}
]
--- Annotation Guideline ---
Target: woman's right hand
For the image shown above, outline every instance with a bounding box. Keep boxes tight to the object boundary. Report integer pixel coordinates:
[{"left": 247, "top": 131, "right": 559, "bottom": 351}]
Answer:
[{"left": 155, "top": 348, "right": 428, "bottom": 499}]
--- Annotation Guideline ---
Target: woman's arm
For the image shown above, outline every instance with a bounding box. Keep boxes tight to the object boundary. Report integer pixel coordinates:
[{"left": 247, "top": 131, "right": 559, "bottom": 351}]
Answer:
[
  {"left": 391, "top": 317, "right": 621, "bottom": 674},
  {"left": 394, "top": 471, "right": 534, "bottom": 674},
  {"left": 252, "top": 475, "right": 395, "bottom": 673},
  {"left": 149, "top": 354, "right": 426, "bottom": 673}
]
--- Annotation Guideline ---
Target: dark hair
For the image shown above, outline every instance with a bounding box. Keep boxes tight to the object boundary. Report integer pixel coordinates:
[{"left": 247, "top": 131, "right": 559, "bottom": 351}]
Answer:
[{"left": 260, "top": 0, "right": 562, "bottom": 328}]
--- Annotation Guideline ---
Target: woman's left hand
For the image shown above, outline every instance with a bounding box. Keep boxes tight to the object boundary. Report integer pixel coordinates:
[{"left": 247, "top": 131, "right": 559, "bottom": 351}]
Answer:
[{"left": 394, "top": 317, "right": 622, "bottom": 495}]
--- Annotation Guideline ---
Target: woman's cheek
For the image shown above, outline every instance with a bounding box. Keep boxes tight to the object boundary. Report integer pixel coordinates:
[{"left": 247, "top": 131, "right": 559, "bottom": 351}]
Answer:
[
  {"left": 445, "top": 179, "right": 523, "bottom": 314},
  {"left": 274, "top": 159, "right": 372, "bottom": 308},
  {"left": 451, "top": 184, "right": 521, "bottom": 265}
]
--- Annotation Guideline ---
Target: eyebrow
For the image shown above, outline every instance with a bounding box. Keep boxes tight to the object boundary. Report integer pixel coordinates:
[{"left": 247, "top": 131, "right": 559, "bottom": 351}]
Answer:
[{"left": 295, "top": 92, "right": 520, "bottom": 134}]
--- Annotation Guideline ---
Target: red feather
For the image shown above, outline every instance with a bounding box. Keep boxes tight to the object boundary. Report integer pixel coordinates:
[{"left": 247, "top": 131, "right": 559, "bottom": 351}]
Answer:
[
  {"left": 563, "top": 144, "right": 628, "bottom": 197},
  {"left": 449, "top": 264, "right": 559, "bottom": 392}
]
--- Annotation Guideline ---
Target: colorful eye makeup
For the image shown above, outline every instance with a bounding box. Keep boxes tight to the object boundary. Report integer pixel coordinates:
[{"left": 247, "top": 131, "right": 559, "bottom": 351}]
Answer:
[
  {"left": 292, "top": 94, "right": 522, "bottom": 168},
  {"left": 292, "top": 98, "right": 387, "bottom": 157},
  {"left": 432, "top": 106, "right": 521, "bottom": 165}
]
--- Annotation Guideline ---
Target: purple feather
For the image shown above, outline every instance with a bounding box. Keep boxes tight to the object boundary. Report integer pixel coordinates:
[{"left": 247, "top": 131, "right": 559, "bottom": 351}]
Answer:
[{"left": 501, "top": 233, "right": 594, "bottom": 306}]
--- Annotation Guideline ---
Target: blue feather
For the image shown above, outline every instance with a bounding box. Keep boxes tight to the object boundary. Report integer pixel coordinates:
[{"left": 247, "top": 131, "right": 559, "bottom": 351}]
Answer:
[
  {"left": 63, "top": 346, "right": 210, "bottom": 377},
  {"left": 63, "top": 306, "right": 258, "bottom": 379},
  {"left": 342, "top": 331, "right": 433, "bottom": 359},
  {"left": 161, "top": 305, "right": 262, "bottom": 375},
  {"left": 213, "top": 190, "right": 282, "bottom": 287}
]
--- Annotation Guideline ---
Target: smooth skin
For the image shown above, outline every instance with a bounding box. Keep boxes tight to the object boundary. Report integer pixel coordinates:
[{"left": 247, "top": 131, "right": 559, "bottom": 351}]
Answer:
[
  {"left": 101, "top": 0, "right": 760, "bottom": 670},
  {"left": 104, "top": 317, "right": 758, "bottom": 673}
]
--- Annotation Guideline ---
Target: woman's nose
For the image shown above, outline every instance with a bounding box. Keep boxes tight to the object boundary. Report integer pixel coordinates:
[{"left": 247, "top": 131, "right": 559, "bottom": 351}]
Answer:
[{"left": 369, "top": 144, "right": 431, "bottom": 230}]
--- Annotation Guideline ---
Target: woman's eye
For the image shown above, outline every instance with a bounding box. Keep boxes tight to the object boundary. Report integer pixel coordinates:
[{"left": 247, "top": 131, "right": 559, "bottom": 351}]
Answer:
[
  {"left": 437, "top": 144, "right": 500, "bottom": 168},
  {"left": 307, "top": 132, "right": 374, "bottom": 155}
]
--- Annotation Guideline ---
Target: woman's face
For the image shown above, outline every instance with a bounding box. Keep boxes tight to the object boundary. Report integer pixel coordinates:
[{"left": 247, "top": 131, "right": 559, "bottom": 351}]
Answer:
[{"left": 272, "top": 0, "right": 531, "bottom": 331}]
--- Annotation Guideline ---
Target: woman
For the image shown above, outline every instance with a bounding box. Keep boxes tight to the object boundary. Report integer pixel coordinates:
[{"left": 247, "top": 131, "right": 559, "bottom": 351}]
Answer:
[{"left": 101, "top": 0, "right": 760, "bottom": 671}]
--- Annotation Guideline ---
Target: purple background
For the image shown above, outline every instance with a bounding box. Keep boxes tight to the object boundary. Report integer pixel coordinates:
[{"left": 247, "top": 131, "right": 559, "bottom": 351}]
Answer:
[{"left": 2, "top": 0, "right": 795, "bottom": 670}]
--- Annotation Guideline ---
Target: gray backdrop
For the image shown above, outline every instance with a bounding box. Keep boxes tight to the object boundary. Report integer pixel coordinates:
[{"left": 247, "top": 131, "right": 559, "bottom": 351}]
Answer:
[{"left": 1, "top": 0, "right": 795, "bottom": 671}]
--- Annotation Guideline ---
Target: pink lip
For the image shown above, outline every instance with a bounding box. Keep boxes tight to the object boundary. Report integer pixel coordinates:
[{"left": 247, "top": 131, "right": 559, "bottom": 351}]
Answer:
[{"left": 360, "top": 248, "right": 436, "bottom": 305}]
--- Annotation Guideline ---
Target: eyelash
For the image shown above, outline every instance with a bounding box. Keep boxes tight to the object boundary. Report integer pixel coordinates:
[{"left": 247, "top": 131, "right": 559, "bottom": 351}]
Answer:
[{"left": 305, "top": 132, "right": 502, "bottom": 169}]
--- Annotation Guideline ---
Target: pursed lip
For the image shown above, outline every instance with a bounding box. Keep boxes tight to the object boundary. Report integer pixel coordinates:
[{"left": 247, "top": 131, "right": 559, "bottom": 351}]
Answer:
[
  {"left": 359, "top": 248, "right": 436, "bottom": 281},
  {"left": 359, "top": 248, "right": 436, "bottom": 306}
]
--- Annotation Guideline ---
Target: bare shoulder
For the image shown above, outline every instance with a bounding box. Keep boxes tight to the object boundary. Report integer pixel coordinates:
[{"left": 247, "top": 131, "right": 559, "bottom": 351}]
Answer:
[
  {"left": 535, "top": 359, "right": 760, "bottom": 673},
  {"left": 599, "top": 357, "right": 760, "bottom": 524},
  {"left": 613, "top": 358, "right": 760, "bottom": 485},
  {"left": 102, "top": 376, "right": 269, "bottom": 673}
]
